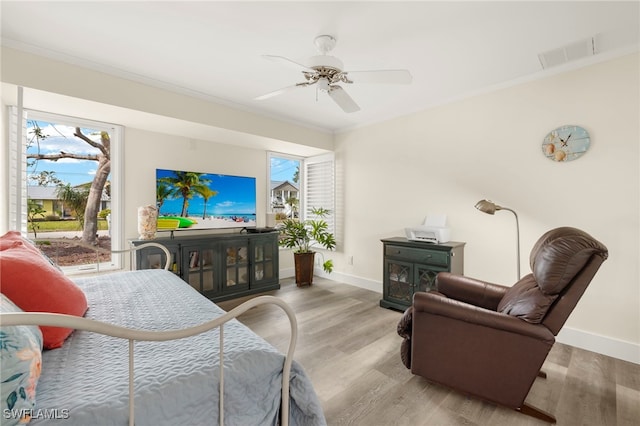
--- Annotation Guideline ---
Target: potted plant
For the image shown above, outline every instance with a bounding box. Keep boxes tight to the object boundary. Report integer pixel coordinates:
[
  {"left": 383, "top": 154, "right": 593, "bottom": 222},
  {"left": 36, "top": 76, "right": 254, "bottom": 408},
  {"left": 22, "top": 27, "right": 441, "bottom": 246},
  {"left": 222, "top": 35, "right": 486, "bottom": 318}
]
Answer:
[{"left": 278, "top": 207, "right": 336, "bottom": 286}]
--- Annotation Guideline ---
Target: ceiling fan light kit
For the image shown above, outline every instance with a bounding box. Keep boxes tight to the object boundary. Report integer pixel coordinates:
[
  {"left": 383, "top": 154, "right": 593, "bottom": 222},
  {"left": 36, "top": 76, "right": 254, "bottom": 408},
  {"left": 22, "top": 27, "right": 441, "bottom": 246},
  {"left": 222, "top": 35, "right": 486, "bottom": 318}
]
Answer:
[
  {"left": 317, "top": 78, "right": 330, "bottom": 92},
  {"left": 256, "top": 34, "right": 412, "bottom": 113}
]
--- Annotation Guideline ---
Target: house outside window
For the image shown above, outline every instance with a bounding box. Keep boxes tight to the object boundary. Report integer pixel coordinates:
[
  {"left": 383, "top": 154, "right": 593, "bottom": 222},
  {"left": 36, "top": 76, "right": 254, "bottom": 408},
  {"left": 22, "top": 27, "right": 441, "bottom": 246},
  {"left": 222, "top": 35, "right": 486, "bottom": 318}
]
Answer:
[
  {"left": 270, "top": 180, "right": 299, "bottom": 218},
  {"left": 268, "top": 153, "right": 302, "bottom": 221}
]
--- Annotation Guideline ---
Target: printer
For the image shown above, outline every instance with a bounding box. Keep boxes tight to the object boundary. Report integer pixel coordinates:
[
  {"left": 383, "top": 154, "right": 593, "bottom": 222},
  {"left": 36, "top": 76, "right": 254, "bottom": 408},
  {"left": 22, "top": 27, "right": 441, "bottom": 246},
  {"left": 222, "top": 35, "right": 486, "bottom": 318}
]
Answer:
[{"left": 405, "top": 214, "right": 451, "bottom": 244}]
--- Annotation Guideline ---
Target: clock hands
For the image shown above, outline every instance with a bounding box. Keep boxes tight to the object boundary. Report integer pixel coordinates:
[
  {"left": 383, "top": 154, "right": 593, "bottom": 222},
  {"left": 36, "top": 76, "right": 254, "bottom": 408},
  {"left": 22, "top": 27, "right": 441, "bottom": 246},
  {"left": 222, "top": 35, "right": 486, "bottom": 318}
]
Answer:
[{"left": 559, "top": 133, "right": 572, "bottom": 147}]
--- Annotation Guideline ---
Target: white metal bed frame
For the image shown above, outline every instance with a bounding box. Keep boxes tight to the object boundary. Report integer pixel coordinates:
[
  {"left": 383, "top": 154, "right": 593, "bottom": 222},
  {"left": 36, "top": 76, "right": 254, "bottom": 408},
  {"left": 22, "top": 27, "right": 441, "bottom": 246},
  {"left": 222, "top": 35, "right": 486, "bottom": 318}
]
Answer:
[
  {"left": 1, "top": 243, "right": 299, "bottom": 426},
  {"left": 112, "top": 241, "right": 173, "bottom": 271}
]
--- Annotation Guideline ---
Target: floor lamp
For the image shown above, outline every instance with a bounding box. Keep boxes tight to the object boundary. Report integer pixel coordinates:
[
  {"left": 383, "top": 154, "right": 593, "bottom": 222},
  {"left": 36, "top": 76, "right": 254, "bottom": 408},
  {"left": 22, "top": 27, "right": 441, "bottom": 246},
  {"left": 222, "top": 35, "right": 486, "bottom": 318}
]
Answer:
[{"left": 475, "top": 199, "right": 521, "bottom": 280}]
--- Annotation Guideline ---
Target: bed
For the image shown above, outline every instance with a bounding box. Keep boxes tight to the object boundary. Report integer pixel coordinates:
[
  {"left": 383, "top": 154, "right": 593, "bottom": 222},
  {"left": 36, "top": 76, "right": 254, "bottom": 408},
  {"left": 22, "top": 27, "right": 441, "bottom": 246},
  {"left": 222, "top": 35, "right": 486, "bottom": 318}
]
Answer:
[{"left": 0, "top": 233, "right": 326, "bottom": 426}]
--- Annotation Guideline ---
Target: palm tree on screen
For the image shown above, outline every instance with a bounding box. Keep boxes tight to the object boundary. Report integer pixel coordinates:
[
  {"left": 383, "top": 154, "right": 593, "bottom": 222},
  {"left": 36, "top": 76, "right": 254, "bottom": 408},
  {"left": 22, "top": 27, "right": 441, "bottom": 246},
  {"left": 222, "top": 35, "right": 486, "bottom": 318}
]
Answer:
[
  {"left": 156, "top": 183, "right": 172, "bottom": 211},
  {"left": 195, "top": 186, "right": 218, "bottom": 219},
  {"left": 159, "top": 172, "right": 211, "bottom": 217}
]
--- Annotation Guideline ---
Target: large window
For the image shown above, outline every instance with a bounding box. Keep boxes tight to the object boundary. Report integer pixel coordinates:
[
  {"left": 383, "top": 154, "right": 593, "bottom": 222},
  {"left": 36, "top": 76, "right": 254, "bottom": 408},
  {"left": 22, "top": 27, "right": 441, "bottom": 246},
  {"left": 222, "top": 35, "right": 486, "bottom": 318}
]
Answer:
[
  {"left": 268, "top": 151, "right": 335, "bottom": 234},
  {"left": 10, "top": 107, "right": 123, "bottom": 272},
  {"left": 268, "top": 153, "right": 302, "bottom": 219}
]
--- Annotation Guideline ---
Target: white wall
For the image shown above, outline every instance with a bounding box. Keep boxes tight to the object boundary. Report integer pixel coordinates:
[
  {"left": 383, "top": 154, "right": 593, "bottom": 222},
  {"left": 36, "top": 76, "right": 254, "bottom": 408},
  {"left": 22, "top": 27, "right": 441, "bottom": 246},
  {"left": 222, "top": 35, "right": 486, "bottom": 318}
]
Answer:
[{"left": 333, "top": 53, "right": 640, "bottom": 362}]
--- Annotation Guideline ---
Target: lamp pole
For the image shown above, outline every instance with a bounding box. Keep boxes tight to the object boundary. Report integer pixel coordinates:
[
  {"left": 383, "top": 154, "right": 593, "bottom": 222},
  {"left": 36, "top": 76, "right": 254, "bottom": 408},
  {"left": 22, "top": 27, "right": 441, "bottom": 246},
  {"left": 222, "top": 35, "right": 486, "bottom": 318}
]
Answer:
[
  {"left": 475, "top": 200, "right": 521, "bottom": 280},
  {"left": 500, "top": 207, "right": 520, "bottom": 280}
]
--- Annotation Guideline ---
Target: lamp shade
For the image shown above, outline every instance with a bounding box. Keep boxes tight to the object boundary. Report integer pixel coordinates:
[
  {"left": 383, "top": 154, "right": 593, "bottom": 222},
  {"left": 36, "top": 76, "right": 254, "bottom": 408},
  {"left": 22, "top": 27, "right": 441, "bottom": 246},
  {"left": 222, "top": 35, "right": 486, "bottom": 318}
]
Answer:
[{"left": 475, "top": 199, "right": 500, "bottom": 215}]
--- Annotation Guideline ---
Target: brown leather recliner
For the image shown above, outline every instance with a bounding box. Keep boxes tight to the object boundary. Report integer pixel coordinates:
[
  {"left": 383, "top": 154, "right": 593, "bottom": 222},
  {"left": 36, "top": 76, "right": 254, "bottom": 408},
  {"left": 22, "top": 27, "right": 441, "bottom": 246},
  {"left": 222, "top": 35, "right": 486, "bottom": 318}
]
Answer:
[{"left": 397, "top": 227, "right": 608, "bottom": 423}]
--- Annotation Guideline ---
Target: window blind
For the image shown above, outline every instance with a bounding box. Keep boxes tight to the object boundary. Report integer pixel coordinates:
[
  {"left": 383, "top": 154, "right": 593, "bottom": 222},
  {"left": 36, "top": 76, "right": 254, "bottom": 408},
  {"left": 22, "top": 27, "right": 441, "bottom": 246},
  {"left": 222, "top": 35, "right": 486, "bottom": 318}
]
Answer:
[
  {"left": 9, "top": 105, "right": 28, "bottom": 234},
  {"left": 303, "top": 153, "right": 335, "bottom": 235}
]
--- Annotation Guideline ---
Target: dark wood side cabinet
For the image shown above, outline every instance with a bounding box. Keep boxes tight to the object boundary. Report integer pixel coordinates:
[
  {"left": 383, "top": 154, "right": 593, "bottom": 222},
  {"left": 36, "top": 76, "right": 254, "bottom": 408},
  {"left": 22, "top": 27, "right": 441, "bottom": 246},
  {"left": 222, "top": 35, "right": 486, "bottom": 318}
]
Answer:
[
  {"left": 131, "top": 232, "right": 279, "bottom": 303},
  {"left": 380, "top": 237, "right": 465, "bottom": 311}
]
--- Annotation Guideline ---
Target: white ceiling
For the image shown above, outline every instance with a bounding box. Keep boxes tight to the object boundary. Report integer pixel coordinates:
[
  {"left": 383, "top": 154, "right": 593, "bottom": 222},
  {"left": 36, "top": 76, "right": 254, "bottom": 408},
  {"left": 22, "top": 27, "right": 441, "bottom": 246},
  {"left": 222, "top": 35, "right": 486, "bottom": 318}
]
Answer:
[{"left": 2, "top": 1, "right": 639, "bottom": 133}]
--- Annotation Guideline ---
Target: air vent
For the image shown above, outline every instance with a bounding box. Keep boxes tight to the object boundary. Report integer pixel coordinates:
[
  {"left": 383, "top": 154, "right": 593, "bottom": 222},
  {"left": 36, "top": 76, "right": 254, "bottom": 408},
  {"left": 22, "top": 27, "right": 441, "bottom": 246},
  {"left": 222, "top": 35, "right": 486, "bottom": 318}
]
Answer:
[{"left": 538, "top": 36, "right": 598, "bottom": 69}]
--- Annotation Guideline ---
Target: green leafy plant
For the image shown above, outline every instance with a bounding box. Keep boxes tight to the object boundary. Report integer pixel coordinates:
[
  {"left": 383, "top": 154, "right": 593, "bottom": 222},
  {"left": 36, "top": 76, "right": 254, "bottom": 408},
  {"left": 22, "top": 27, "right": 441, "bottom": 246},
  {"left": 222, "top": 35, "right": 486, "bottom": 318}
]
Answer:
[
  {"left": 278, "top": 207, "right": 336, "bottom": 273},
  {"left": 27, "top": 198, "right": 46, "bottom": 238}
]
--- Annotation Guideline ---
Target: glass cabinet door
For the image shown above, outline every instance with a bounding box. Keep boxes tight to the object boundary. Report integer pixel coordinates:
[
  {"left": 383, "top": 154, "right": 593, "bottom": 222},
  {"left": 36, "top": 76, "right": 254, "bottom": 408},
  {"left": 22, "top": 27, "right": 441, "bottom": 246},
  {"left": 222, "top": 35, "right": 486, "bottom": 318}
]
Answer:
[
  {"left": 252, "top": 237, "right": 277, "bottom": 286},
  {"left": 414, "top": 265, "right": 443, "bottom": 293},
  {"left": 136, "top": 244, "right": 179, "bottom": 275},
  {"left": 223, "top": 241, "right": 250, "bottom": 293},
  {"left": 184, "top": 246, "right": 216, "bottom": 294},
  {"left": 385, "top": 260, "right": 413, "bottom": 305}
]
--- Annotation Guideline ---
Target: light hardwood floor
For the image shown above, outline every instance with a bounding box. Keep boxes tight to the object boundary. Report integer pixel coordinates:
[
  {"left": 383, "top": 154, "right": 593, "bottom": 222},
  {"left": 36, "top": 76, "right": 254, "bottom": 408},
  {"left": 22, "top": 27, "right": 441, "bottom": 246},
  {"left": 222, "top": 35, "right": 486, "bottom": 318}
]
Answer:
[{"left": 218, "top": 277, "right": 640, "bottom": 426}]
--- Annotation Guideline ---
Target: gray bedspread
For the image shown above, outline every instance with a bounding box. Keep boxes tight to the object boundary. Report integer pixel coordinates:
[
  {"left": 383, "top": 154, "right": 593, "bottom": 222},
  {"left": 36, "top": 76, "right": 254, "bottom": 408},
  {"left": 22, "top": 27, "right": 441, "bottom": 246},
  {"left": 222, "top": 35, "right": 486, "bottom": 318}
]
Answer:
[{"left": 32, "top": 269, "right": 325, "bottom": 425}]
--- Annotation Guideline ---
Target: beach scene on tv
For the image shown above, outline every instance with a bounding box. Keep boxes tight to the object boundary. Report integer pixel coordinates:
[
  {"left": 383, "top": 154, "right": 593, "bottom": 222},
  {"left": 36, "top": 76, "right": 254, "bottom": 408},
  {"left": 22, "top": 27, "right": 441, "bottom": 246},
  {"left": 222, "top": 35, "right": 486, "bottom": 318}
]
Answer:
[{"left": 156, "top": 169, "right": 257, "bottom": 231}]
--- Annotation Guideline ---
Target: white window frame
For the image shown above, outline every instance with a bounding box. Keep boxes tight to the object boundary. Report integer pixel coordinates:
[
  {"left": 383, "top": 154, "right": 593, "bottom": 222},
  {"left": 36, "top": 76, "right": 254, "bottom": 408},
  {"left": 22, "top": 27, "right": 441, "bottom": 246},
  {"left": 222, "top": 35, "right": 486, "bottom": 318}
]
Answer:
[
  {"left": 10, "top": 107, "right": 124, "bottom": 273},
  {"left": 267, "top": 151, "right": 335, "bottom": 235}
]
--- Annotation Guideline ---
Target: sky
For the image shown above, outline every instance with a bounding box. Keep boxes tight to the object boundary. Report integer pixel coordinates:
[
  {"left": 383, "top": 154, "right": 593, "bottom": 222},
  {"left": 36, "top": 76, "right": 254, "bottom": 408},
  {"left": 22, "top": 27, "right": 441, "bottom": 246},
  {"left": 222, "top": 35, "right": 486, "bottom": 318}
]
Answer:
[
  {"left": 26, "top": 120, "right": 106, "bottom": 187},
  {"left": 270, "top": 156, "right": 299, "bottom": 182}
]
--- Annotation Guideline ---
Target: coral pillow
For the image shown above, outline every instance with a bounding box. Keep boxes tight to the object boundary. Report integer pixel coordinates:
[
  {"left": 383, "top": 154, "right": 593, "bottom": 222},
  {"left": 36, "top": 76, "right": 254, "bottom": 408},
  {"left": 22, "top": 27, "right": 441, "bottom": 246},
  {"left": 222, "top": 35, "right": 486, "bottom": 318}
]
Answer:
[
  {"left": 0, "top": 231, "right": 61, "bottom": 270},
  {"left": 0, "top": 231, "right": 41, "bottom": 253},
  {"left": 0, "top": 236, "right": 88, "bottom": 349}
]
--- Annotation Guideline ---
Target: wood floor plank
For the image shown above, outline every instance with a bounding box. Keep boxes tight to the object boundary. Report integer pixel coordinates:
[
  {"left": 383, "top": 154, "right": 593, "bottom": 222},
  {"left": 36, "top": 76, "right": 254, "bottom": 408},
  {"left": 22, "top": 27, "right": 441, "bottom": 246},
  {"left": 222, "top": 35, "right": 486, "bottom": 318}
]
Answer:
[
  {"left": 615, "top": 357, "right": 640, "bottom": 392},
  {"left": 615, "top": 383, "right": 640, "bottom": 425},
  {"left": 525, "top": 361, "right": 567, "bottom": 419},
  {"left": 322, "top": 368, "right": 398, "bottom": 425},
  {"left": 219, "top": 277, "right": 640, "bottom": 425},
  {"left": 555, "top": 349, "right": 618, "bottom": 425},
  {"left": 368, "top": 379, "right": 452, "bottom": 426}
]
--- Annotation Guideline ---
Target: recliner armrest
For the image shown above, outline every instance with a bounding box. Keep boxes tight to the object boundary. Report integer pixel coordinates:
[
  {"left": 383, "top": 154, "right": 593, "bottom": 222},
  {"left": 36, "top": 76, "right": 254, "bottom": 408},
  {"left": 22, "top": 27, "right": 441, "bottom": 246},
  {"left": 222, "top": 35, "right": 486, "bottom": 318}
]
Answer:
[
  {"left": 413, "top": 291, "right": 554, "bottom": 342},
  {"left": 435, "top": 272, "right": 508, "bottom": 311},
  {"left": 397, "top": 306, "right": 413, "bottom": 339}
]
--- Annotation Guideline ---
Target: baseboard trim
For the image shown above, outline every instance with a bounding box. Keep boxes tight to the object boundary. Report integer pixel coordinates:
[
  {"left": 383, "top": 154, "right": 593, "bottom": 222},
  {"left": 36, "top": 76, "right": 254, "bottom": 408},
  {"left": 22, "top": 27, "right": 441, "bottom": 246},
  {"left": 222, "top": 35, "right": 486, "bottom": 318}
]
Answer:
[
  {"left": 557, "top": 327, "right": 639, "bottom": 364},
  {"left": 281, "top": 268, "right": 380, "bottom": 292},
  {"left": 280, "top": 267, "right": 294, "bottom": 279},
  {"left": 283, "top": 268, "right": 640, "bottom": 364},
  {"left": 313, "top": 269, "right": 381, "bottom": 293}
]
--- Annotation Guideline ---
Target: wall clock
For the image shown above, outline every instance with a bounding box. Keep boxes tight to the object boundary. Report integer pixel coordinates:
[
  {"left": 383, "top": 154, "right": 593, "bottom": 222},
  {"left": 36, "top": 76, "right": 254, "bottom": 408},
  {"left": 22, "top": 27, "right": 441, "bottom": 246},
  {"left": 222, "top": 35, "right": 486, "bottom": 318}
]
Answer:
[{"left": 542, "top": 125, "right": 590, "bottom": 162}]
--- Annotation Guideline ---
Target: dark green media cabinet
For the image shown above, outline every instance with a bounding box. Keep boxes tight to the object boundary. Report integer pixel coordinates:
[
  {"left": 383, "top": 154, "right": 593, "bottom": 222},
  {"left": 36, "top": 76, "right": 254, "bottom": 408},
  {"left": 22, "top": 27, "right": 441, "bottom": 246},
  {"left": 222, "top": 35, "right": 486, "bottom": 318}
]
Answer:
[
  {"left": 380, "top": 237, "right": 465, "bottom": 311},
  {"left": 131, "top": 231, "right": 279, "bottom": 303}
]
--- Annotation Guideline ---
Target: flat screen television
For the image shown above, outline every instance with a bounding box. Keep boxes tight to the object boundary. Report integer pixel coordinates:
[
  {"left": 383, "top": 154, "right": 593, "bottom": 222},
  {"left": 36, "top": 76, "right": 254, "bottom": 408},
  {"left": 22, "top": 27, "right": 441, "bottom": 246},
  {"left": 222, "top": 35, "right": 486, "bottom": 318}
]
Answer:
[{"left": 156, "top": 168, "right": 257, "bottom": 231}]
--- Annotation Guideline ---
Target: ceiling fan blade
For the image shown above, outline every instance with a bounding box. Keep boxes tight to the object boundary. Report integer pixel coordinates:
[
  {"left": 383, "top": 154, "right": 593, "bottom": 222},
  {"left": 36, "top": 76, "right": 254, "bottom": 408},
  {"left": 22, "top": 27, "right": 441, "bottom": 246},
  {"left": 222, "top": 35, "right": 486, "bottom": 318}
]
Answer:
[
  {"left": 254, "top": 82, "right": 312, "bottom": 101},
  {"left": 254, "top": 84, "right": 302, "bottom": 101},
  {"left": 345, "top": 69, "right": 412, "bottom": 84},
  {"left": 262, "top": 55, "right": 314, "bottom": 72},
  {"left": 328, "top": 85, "right": 360, "bottom": 113}
]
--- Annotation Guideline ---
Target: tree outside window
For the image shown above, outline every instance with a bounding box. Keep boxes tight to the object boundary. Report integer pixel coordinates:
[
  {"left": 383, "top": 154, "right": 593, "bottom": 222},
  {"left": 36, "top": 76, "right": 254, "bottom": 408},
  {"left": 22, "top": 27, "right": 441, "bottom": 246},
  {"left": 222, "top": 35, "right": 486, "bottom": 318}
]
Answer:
[{"left": 25, "top": 117, "right": 114, "bottom": 268}]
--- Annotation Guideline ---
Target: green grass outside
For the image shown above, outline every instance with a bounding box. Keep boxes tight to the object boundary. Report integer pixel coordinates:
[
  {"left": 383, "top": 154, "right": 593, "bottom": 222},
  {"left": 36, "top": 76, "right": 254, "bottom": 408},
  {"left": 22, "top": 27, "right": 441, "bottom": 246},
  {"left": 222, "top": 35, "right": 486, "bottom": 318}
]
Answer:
[{"left": 30, "top": 219, "right": 108, "bottom": 233}]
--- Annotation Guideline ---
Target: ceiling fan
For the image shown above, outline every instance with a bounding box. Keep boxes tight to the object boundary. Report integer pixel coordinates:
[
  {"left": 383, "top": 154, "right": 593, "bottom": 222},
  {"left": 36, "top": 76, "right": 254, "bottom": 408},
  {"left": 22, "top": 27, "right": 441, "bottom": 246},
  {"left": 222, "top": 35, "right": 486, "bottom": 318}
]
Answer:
[{"left": 255, "top": 35, "right": 412, "bottom": 113}]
